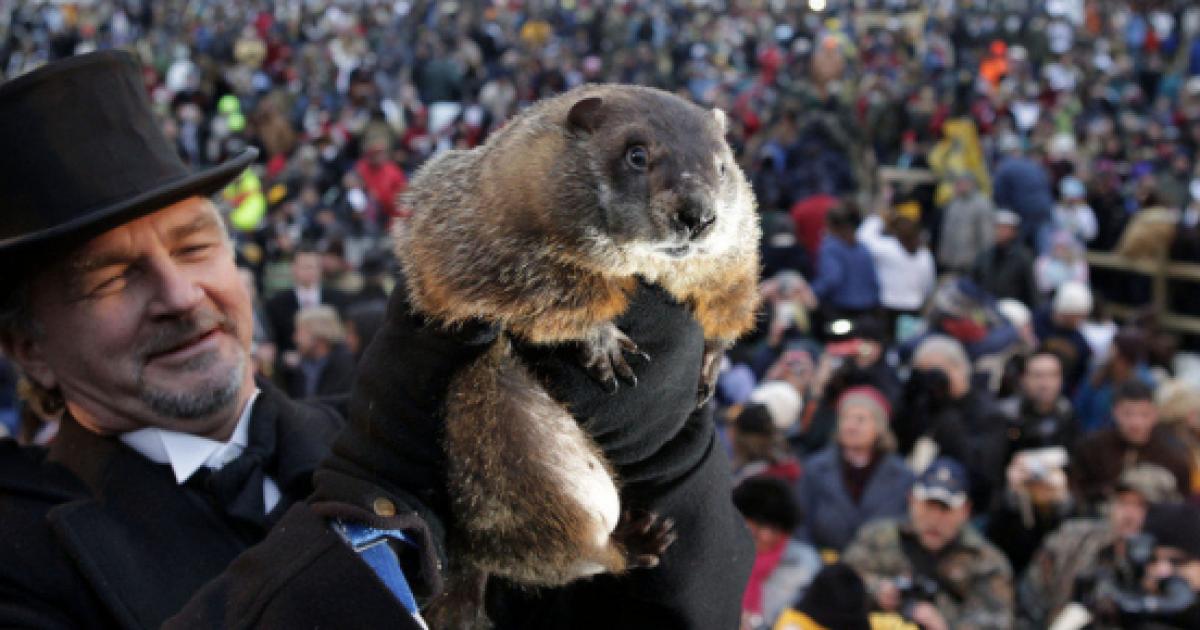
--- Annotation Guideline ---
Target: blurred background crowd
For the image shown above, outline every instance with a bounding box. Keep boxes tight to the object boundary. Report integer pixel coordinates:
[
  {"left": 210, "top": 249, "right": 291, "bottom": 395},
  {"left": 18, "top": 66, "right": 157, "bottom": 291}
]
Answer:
[{"left": 6, "top": 0, "right": 1200, "bottom": 628}]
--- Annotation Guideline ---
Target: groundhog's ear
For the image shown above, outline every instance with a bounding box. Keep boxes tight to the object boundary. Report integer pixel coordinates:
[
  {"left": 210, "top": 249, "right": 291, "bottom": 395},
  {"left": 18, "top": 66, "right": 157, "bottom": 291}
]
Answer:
[
  {"left": 567, "top": 97, "right": 605, "bottom": 135},
  {"left": 713, "top": 108, "right": 728, "bottom": 135}
]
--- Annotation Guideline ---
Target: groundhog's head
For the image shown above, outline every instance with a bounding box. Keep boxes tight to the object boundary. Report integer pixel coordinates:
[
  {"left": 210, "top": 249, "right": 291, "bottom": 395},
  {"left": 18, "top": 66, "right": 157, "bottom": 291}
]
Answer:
[{"left": 551, "top": 86, "right": 754, "bottom": 270}]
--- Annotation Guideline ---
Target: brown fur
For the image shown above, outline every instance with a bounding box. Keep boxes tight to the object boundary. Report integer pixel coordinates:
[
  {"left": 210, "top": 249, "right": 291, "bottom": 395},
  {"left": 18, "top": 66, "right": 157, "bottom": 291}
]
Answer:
[{"left": 395, "top": 84, "right": 760, "bottom": 628}]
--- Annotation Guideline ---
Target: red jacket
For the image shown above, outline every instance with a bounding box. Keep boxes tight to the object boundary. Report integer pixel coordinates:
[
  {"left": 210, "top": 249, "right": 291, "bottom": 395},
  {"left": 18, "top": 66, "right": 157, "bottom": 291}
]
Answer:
[{"left": 355, "top": 158, "right": 407, "bottom": 224}]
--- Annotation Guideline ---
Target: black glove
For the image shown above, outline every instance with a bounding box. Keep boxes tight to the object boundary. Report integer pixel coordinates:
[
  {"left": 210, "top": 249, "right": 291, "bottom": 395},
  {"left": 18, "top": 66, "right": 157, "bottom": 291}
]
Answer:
[
  {"left": 313, "top": 279, "right": 750, "bottom": 628},
  {"left": 514, "top": 280, "right": 707, "bottom": 484},
  {"left": 310, "top": 284, "right": 499, "bottom": 598}
]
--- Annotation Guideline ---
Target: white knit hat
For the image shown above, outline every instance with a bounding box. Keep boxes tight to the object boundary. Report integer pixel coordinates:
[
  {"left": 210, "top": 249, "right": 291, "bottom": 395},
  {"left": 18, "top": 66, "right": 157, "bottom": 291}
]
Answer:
[
  {"left": 1053, "top": 281, "right": 1093, "bottom": 315},
  {"left": 749, "top": 380, "right": 803, "bottom": 430}
]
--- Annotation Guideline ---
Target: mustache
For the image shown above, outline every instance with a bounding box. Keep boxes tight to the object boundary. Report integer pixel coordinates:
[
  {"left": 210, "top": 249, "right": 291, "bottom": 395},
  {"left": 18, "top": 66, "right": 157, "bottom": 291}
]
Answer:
[{"left": 138, "top": 309, "right": 238, "bottom": 359}]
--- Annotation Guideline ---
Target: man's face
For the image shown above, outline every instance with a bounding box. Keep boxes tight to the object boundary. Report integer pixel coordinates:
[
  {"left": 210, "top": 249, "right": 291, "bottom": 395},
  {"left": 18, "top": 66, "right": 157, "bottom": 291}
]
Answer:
[
  {"left": 744, "top": 519, "right": 788, "bottom": 555},
  {"left": 1115, "top": 399, "right": 1159, "bottom": 445},
  {"left": 292, "top": 252, "right": 321, "bottom": 288},
  {"left": 1022, "top": 354, "right": 1063, "bottom": 411},
  {"left": 13, "top": 197, "right": 254, "bottom": 437},
  {"left": 293, "top": 321, "right": 316, "bottom": 358},
  {"left": 910, "top": 496, "right": 970, "bottom": 553},
  {"left": 1145, "top": 546, "right": 1200, "bottom": 593},
  {"left": 1109, "top": 491, "right": 1148, "bottom": 537},
  {"left": 994, "top": 223, "right": 1018, "bottom": 245}
]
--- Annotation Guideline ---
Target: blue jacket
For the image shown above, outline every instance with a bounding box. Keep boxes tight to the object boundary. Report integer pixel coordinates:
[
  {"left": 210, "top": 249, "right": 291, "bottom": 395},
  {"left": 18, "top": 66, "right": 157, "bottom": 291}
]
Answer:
[
  {"left": 993, "top": 157, "right": 1053, "bottom": 241},
  {"left": 794, "top": 446, "right": 915, "bottom": 553},
  {"left": 810, "top": 236, "right": 880, "bottom": 311}
]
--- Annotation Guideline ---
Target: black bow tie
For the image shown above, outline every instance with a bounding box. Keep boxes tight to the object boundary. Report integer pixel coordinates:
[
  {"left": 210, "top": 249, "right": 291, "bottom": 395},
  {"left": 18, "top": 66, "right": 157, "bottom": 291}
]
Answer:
[{"left": 187, "top": 410, "right": 281, "bottom": 533}]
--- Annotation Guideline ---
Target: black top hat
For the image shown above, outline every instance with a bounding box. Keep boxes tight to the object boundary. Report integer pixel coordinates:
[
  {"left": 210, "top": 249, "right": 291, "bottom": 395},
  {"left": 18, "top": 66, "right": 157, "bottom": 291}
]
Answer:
[{"left": 0, "top": 50, "right": 256, "bottom": 261}]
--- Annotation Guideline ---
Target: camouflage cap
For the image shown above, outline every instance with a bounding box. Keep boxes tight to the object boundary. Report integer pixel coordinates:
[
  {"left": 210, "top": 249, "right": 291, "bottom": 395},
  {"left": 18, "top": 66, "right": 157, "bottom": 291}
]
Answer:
[{"left": 1114, "top": 463, "right": 1181, "bottom": 505}]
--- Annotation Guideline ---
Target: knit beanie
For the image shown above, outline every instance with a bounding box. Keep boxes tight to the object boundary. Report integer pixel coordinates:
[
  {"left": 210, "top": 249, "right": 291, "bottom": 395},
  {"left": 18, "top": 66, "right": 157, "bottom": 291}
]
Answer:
[
  {"left": 1144, "top": 503, "right": 1200, "bottom": 559},
  {"left": 749, "top": 380, "right": 803, "bottom": 430},
  {"left": 836, "top": 385, "right": 891, "bottom": 427},
  {"left": 792, "top": 563, "right": 872, "bottom": 630}
]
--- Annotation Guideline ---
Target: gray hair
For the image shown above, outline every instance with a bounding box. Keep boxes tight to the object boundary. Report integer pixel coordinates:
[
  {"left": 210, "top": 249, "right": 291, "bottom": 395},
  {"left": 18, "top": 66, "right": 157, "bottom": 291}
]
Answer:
[
  {"left": 296, "top": 305, "right": 346, "bottom": 345},
  {"left": 0, "top": 274, "right": 63, "bottom": 420},
  {"left": 913, "top": 334, "right": 971, "bottom": 375}
]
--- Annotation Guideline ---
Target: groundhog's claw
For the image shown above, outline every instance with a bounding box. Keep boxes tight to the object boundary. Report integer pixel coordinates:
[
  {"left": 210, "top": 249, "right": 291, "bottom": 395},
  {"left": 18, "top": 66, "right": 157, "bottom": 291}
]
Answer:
[
  {"left": 579, "top": 324, "right": 648, "bottom": 392},
  {"left": 697, "top": 341, "right": 724, "bottom": 409},
  {"left": 614, "top": 510, "right": 677, "bottom": 569}
]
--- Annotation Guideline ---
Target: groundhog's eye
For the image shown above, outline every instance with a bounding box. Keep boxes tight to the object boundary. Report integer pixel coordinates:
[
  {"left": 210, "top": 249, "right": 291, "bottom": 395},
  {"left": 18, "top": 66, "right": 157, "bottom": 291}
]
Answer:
[
  {"left": 625, "top": 145, "right": 649, "bottom": 171},
  {"left": 718, "top": 161, "right": 727, "bottom": 180}
]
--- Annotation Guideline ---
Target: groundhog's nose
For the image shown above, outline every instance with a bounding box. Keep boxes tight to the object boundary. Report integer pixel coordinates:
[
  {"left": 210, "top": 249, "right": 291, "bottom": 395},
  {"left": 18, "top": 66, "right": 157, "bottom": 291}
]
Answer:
[{"left": 677, "top": 199, "right": 716, "bottom": 240}]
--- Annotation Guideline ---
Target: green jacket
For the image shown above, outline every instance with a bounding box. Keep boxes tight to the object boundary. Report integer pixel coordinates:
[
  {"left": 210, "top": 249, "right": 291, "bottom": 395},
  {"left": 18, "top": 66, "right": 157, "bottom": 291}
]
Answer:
[{"left": 843, "top": 517, "right": 1013, "bottom": 630}]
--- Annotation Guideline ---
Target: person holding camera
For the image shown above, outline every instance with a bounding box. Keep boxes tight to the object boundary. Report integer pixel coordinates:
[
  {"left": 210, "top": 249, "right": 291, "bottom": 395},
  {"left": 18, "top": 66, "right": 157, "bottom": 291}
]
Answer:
[
  {"left": 1017, "top": 463, "right": 1180, "bottom": 630},
  {"left": 985, "top": 347, "right": 1079, "bottom": 574},
  {"left": 843, "top": 457, "right": 1014, "bottom": 630},
  {"left": 892, "top": 335, "right": 1007, "bottom": 508},
  {"left": 790, "top": 316, "right": 900, "bottom": 456},
  {"left": 1128, "top": 503, "right": 1200, "bottom": 629}
]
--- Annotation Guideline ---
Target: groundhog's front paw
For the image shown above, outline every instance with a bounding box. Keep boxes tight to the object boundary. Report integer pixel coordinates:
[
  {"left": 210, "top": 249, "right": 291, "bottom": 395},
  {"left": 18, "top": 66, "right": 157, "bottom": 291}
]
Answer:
[
  {"left": 613, "top": 510, "right": 677, "bottom": 569},
  {"left": 697, "top": 341, "right": 724, "bottom": 409},
  {"left": 577, "top": 323, "right": 650, "bottom": 393}
]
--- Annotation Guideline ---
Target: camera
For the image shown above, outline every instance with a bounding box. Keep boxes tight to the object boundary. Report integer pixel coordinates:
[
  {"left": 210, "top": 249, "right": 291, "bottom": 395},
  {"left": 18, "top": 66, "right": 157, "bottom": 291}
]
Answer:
[
  {"left": 894, "top": 574, "right": 940, "bottom": 621},
  {"left": 1067, "top": 533, "right": 1198, "bottom": 629}
]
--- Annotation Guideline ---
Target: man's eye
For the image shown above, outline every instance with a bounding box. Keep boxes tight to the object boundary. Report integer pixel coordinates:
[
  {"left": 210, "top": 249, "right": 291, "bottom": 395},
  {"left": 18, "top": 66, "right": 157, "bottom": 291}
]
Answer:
[
  {"left": 90, "top": 274, "right": 126, "bottom": 296},
  {"left": 179, "top": 244, "right": 212, "bottom": 257}
]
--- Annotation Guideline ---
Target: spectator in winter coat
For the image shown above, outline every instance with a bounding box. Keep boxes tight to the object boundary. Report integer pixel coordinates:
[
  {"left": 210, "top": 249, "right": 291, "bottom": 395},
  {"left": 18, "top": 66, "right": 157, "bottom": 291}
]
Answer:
[
  {"left": 1051, "top": 176, "right": 1097, "bottom": 249},
  {"left": 972, "top": 210, "right": 1039, "bottom": 308},
  {"left": 938, "top": 172, "right": 995, "bottom": 274},
  {"left": 795, "top": 385, "right": 915, "bottom": 553},
  {"left": 1033, "top": 282, "right": 1094, "bottom": 396},
  {"left": 1072, "top": 381, "right": 1194, "bottom": 513},
  {"left": 809, "top": 202, "right": 880, "bottom": 323},
  {"left": 734, "top": 476, "right": 821, "bottom": 630},
  {"left": 992, "top": 134, "right": 1054, "bottom": 247},
  {"left": 354, "top": 135, "right": 407, "bottom": 228},
  {"left": 856, "top": 200, "right": 935, "bottom": 327}
]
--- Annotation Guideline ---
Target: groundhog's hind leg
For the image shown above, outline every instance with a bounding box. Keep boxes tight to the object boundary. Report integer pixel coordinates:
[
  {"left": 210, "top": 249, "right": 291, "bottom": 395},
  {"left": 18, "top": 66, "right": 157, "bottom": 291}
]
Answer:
[
  {"left": 611, "top": 511, "right": 678, "bottom": 569},
  {"left": 445, "top": 340, "right": 629, "bottom": 586},
  {"left": 423, "top": 564, "right": 490, "bottom": 630}
]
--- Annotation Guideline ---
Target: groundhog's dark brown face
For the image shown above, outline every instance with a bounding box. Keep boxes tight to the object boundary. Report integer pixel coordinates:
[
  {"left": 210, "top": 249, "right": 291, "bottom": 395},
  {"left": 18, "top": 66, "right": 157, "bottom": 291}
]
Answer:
[{"left": 561, "top": 89, "right": 750, "bottom": 264}]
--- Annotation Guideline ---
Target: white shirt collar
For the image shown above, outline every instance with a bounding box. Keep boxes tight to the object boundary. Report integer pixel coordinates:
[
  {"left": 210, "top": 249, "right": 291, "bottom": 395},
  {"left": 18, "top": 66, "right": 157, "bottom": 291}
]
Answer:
[
  {"left": 119, "top": 389, "right": 262, "bottom": 485},
  {"left": 295, "top": 285, "right": 321, "bottom": 308}
]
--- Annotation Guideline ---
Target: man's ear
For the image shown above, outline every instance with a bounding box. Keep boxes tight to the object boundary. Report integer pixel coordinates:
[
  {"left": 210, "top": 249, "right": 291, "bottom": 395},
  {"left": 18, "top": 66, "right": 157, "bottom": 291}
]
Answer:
[
  {"left": 567, "top": 97, "right": 605, "bottom": 135},
  {"left": 3, "top": 335, "right": 57, "bottom": 392}
]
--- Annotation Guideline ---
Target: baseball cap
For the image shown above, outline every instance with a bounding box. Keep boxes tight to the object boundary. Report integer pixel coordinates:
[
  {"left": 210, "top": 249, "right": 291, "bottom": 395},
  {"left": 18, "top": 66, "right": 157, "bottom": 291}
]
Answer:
[
  {"left": 1114, "top": 463, "right": 1181, "bottom": 504},
  {"left": 913, "top": 457, "right": 969, "bottom": 508}
]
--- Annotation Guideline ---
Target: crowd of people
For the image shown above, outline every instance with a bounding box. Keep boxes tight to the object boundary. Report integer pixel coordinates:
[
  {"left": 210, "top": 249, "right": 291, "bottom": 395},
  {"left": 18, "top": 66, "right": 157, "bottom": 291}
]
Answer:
[{"left": 5, "top": 0, "right": 1200, "bottom": 628}]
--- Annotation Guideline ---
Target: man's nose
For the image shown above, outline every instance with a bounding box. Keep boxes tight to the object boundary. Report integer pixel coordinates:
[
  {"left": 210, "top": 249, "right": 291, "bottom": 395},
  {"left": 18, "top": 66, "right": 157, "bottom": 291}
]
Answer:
[{"left": 148, "top": 258, "right": 204, "bottom": 316}]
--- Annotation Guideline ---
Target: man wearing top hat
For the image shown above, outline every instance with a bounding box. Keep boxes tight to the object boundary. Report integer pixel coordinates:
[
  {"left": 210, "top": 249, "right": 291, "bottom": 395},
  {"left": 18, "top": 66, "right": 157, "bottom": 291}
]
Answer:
[
  {"left": 842, "top": 456, "right": 1014, "bottom": 630},
  {"left": 0, "top": 51, "right": 751, "bottom": 628}
]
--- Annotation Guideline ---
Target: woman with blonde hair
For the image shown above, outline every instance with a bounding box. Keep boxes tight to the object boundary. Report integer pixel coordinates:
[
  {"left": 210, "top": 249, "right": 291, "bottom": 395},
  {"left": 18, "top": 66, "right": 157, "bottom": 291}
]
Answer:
[
  {"left": 1157, "top": 380, "right": 1200, "bottom": 496},
  {"left": 794, "top": 385, "right": 914, "bottom": 553}
]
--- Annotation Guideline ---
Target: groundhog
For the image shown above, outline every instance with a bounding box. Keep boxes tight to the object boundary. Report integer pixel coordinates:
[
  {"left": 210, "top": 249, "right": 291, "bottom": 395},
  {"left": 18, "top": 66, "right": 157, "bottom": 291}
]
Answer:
[{"left": 395, "top": 83, "right": 761, "bottom": 628}]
